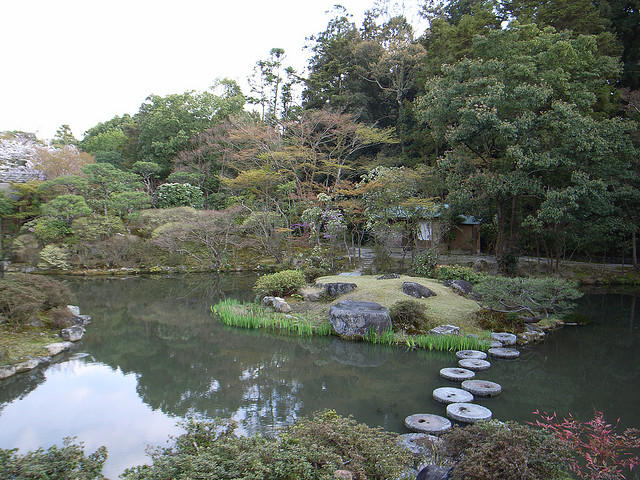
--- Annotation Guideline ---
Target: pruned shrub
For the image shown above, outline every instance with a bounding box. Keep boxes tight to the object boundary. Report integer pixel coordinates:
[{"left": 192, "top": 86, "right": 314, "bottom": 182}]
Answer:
[
  {"left": 301, "top": 265, "right": 329, "bottom": 283},
  {"left": 71, "top": 215, "right": 125, "bottom": 243},
  {"left": 440, "top": 421, "right": 572, "bottom": 480},
  {"left": 473, "top": 276, "right": 582, "bottom": 323},
  {"left": 475, "top": 308, "right": 524, "bottom": 333},
  {"left": 38, "top": 244, "right": 71, "bottom": 270},
  {"left": 390, "top": 300, "right": 435, "bottom": 334},
  {"left": 0, "top": 273, "right": 73, "bottom": 325},
  {"left": 131, "top": 207, "right": 200, "bottom": 238},
  {"left": 0, "top": 438, "right": 106, "bottom": 480},
  {"left": 253, "top": 269, "right": 306, "bottom": 297},
  {"left": 435, "top": 264, "right": 484, "bottom": 284}
]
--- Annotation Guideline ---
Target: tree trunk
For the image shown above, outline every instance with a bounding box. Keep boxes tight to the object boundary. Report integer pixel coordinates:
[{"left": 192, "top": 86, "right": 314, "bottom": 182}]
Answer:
[{"left": 633, "top": 230, "right": 638, "bottom": 271}]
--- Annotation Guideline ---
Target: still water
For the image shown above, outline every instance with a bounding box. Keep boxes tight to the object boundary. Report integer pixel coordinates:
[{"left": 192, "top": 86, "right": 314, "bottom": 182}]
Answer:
[{"left": 0, "top": 274, "right": 638, "bottom": 478}]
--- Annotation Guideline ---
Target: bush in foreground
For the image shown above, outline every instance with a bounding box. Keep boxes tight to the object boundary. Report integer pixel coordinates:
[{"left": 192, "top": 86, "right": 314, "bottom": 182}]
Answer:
[
  {"left": 0, "top": 438, "right": 107, "bottom": 480},
  {"left": 253, "top": 269, "right": 306, "bottom": 297},
  {"left": 390, "top": 299, "right": 435, "bottom": 334},
  {"left": 122, "top": 410, "right": 410, "bottom": 480},
  {"left": 440, "top": 420, "right": 573, "bottom": 480}
]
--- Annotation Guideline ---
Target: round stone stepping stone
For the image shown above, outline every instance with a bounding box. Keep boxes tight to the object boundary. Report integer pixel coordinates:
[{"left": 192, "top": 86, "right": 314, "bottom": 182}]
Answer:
[
  {"left": 433, "top": 387, "right": 474, "bottom": 404},
  {"left": 461, "top": 379, "right": 502, "bottom": 397},
  {"left": 397, "top": 433, "right": 438, "bottom": 455},
  {"left": 491, "top": 332, "right": 517, "bottom": 346},
  {"left": 490, "top": 340, "right": 503, "bottom": 348},
  {"left": 488, "top": 347, "right": 520, "bottom": 359},
  {"left": 404, "top": 414, "right": 452, "bottom": 434},
  {"left": 439, "top": 367, "right": 475, "bottom": 381},
  {"left": 455, "top": 349, "right": 487, "bottom": 360},
  {"left": 458, "top": 358, "right": 491, "bottom": 371},
  {"left": 446, "top": 403, "right": 492, "bottom": 423}
]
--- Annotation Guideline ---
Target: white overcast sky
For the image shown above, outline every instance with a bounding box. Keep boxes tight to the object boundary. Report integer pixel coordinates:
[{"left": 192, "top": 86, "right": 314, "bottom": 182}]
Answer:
[{"left": 0, "top": 0, "right": 425, "bottom": 141}]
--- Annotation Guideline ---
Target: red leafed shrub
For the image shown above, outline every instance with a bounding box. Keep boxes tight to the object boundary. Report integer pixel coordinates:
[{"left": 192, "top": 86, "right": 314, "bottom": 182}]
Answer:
[{"left": 531, "top": 410, "right": 640, "bottom": 479}]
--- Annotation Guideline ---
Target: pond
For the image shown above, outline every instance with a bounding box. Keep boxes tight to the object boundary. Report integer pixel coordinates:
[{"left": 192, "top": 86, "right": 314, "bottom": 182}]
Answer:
[{"left": 0, "top": 274, "right": 639, "bottom": 478}]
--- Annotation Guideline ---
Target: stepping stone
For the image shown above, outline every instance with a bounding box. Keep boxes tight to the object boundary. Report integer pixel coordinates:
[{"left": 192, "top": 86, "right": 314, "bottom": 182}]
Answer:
[
  {"left": 490, "top": 341, "right": 503, "bottom": 348},
  {"left": 439, "top": 367, "right": 475, "bottom": 381},
  {"left": 446, "top": 403, "right": 492, "bottom": 423},
  {"left": 458, "top": 358, "right": 491, "bottom": 371},
  {"left": 491, "top": 332, "right": 517, "bottom": 346},
  {"left": 433, "top": 387, "right": 474, "bottom": 404},
  {"left": 455, "top": 350, "right": 487, "bottom": 360},
  {"left": 488, "top": 347, "right": 520, "bottom": 359},
  {"left": 461, "top": 379, "right": 502, "bottom": 397},
  {"left": 404, "top": 414, "right": 452, "bottom": 434}
]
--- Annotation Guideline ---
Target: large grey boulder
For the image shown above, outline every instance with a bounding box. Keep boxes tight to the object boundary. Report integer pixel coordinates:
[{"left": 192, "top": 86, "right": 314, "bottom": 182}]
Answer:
[
  {"left": 329, "top": 300, "right": 391, "bottom": 338},
  {"left": 318, "top": 282, "right": 357, "bottom": 298},
  {"left": 402, "top": 282, "right": 436, "bottom": 299},
  {"left": 443, "top": 279, "right": 473, "bottom": 295},
  {"left": 15, "top": 359, "right": 39, "bottom": 373}
]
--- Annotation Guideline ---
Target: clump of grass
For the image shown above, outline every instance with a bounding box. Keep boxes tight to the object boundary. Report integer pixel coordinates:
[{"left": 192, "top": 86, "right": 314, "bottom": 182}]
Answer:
[
  {"left": 365, "top": 328, "right": 396, "bottom": 345},
  {"left": 365, "top": 327, "right": 489, "bottom": 352},
  {"left": 211, "top": 299, "right": 332, "bottom": 337}
]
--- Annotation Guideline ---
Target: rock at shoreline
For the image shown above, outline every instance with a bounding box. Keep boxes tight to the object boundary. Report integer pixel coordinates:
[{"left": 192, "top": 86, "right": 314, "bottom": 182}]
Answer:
[
  {"left": 15, "top": 358, "right": 39, "bottom": 373},
  {"left": 329, "top": 300, "right": 391, "bottom": 338},
  {"left": 44, "top": 342, "right": 73, "bottom": 356},
  {"left": 61, "top": 325, "right": 85, "bottom": 342},
  {"left": 262, "top": 296, "right": 292, "bottom": 313},
  {"left": 67, "top": 305, "right": 81, "bottom": 316},
  {"left": 0, "top": 365, "right": 16, "bottom": 379},
  {"left": 429, "top": 324, "right": 460, "bottom": 336},
  {"left": 443, "top": 279, "right": 473, "bottom": 295},
  {"left": 317, "top": 282, "right": 357, "bottom": 298},
  {"left": 402, "top": 282, "right": 436, "bottom": 299},
  {"left": 72, "top": 314, "right": 92, "bottom": 326}
]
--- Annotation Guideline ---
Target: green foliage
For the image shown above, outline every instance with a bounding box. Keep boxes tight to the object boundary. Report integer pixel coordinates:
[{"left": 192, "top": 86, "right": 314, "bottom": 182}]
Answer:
[
  {"left": 0, "top": 438, "right": 107, "bottom": 480},
  {"left": 473, "top": 276, "right": 583, "bottom": 322},
  {"left": 212, "top": 299, "right": 332, "bottom": 337},
  {"left": 109, "top": 191, "right": 151, "bottom": 220},
  {"left": 38, "top": 244, "right": 71, "bottom": 270},
  {"left": 397, "top": 332, "right": 489, "bottom": 352},
  {"left": 122, "top": 411, "right": 408, "bottom": 480},
  {"left": 435, "top": 265, "right": 484, "bottom": 283},
  {"left": 253, "top": 269, "right": 306, "bottom": 297},
  {"left": 0, "top": 273, "right": 73, "bottom": 325},
  {"left": 412, "top": 248, "right": 439, "bottom": 277},
  {"left": 154, "top": 183, "right": 204, "bottom": 209},
  {"left": 475, "top": 308, "right": 524, "bottom": 334},
  {"left": 131, "top": 207, "right": 200, "bottom": 238},
  {"left": 301, "top": 265, "right": 330, "bottom": 283},
  {"left": 441, "top": 421, "right": 572, "bottom": 480},
  {"left": 71, "top": 215, "right": 125, "bottom": 243},
  {"left": 41, "top": 194, "right": 91, "bottom": 225},
  {"left": 389, "top": 299, "right": 434, "bottom": 334},
  {"left": 26, "top": 217, "right": 72, "bottom": 244}
]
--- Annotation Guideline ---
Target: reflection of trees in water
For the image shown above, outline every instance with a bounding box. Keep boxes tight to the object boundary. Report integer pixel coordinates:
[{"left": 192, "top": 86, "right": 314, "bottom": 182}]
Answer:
[
  {"left": 489, "top": 291, "right": 640, "bottom": 428},
  {"left": 0, "top": 368, "right": 47, "bottom": 416}
]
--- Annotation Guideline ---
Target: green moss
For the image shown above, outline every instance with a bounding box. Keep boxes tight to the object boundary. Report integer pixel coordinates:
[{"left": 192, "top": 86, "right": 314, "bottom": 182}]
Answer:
[{"left": 0, "top": 324, "right": 60, "bottom": 365}]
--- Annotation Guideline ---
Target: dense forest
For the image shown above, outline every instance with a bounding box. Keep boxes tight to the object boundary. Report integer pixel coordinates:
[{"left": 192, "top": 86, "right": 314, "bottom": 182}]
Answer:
[{"left": 1, "top": 0, "right": 639, "bottom": 274}]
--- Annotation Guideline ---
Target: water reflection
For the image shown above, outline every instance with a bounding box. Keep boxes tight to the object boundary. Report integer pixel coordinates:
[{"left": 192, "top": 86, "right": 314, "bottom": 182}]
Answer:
[{"left": 0, "top": 274, "right": 638, "bottom": 478}]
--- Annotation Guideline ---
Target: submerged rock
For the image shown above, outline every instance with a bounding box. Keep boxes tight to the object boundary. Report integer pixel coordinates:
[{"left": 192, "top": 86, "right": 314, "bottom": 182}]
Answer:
[
  {"left": 402, "top": 282, "right": 436, "bottom": 299},
  {"left": 329, "top": 300, "right": 391, "bottom": 338}
]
